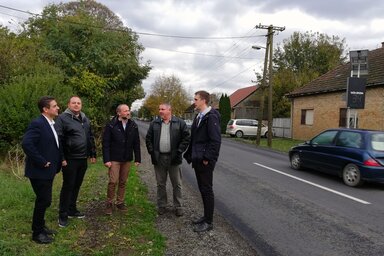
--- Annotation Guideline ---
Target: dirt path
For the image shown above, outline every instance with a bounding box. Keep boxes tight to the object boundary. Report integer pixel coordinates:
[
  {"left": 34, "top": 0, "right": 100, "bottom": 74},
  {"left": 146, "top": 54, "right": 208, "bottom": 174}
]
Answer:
[{"left": 138, "top": 140, "right": 257, "bottom": 256}]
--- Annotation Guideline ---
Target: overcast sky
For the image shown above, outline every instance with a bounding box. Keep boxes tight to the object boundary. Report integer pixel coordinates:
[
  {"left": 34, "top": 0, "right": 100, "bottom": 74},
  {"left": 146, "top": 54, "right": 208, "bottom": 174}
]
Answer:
[{"left": 1, "top": 0, "right": 384, "bottom": 109}]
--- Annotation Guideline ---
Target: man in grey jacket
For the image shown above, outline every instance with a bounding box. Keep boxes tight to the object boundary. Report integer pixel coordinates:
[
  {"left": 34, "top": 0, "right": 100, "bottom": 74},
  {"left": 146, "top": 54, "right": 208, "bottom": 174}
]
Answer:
[
  {"left": 55, "top": 96, "right": 96, "bottom": 228},
  {"left": 145, "top": 103, "right": 190, "bottom": 216}
]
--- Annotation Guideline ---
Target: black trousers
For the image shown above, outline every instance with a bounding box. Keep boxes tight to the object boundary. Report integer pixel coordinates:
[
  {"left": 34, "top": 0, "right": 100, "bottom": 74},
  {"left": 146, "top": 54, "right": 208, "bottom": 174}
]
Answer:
[
  {"left": 29, "top": 178, "right": 53, "bottom": 236},
  {"left": 59, "top": 158, "right": 87, "bottom": 218},
  {"left": 194, "top": 164, "right": 214, "bottom": 224}
]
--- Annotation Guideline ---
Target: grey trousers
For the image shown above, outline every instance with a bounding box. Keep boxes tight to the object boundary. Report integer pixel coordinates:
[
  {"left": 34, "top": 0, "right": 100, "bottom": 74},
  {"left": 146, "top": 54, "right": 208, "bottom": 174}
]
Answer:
[{"left": 154, "top": 154, "right": 182, "bottom": 209}]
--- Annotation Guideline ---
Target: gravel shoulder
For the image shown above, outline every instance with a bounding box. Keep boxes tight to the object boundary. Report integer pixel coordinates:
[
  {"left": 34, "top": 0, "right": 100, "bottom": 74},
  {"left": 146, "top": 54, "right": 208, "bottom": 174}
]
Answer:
[{"left": 138, "top": 139, "right": 258, "bottom": 256}]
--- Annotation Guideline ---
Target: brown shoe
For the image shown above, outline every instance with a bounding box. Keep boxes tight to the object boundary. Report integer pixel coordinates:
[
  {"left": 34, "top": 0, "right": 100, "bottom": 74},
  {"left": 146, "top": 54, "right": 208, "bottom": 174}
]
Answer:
[
  {"left": 105, "top": 203, "right": 113, "bottom": 215},
  {"left": 116, "top": 203, "right": 128, "bottom": 212}
]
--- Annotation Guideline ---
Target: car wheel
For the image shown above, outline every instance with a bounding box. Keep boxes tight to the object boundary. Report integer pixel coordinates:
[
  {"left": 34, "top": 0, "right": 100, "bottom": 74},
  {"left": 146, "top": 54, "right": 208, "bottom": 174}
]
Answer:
[
  {"left": 290, "top": 153, "right": 301, "bottom": 170},
  {"left": 263, "top": 131, "right": 268, "bottom": 138},
  {"left": 235, "top": 130, "right": 243, "bottom": 138},
  {"left": 343, "top": 164, "right": 363, "bottom": 187}
]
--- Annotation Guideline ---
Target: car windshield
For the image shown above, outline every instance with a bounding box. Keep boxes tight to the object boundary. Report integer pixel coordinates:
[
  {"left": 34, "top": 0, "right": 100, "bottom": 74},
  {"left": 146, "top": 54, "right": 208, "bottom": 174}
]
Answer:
[{"left": 371, "top": 133, "right": 384, "bottom": 151}]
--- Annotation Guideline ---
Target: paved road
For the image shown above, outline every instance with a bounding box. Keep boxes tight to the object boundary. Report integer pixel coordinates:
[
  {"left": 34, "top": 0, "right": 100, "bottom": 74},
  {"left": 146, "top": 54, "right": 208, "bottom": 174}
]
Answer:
[{"left": 137, "top": 120, "right": 384, "bottom": 256}]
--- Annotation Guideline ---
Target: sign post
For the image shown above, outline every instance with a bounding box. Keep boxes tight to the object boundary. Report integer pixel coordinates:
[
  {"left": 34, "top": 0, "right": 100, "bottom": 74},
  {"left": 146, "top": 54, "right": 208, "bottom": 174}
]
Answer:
[{"left": 347, "top": 50, "right": 368, "bottom": 128}]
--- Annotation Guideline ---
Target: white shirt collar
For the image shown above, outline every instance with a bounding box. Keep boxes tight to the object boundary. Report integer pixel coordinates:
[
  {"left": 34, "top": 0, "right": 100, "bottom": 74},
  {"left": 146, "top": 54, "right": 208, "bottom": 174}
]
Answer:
[
  {"left": 42, "top": 114, "right": 55, "bottom": 125},
  {"left": 199, "top": 106, "right": 212, "bottom": 117}
]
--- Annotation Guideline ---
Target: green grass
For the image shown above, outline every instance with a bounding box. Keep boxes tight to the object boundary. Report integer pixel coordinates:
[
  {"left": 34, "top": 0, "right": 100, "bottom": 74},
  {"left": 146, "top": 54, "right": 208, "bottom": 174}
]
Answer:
[
  {"left": 0, "top": 161, "right": 165, "bottom": 256},
  {"left": 228, "top": 135, "right": 305, "bottom": 153}
]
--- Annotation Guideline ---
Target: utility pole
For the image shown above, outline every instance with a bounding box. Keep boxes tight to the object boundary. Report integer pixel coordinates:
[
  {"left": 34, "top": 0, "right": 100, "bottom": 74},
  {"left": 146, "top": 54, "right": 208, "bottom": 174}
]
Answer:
[
  {"left": 255, "top": 38, "right": 269, "bottom": 145},
  {"left": 255, "top": 24, "right": 285, "bottom": 147}
]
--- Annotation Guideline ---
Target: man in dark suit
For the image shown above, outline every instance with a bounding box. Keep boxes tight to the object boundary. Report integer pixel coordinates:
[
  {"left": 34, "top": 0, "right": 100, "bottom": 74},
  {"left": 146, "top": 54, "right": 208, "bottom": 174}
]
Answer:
[
  {"left": 22, "top": 96, "right": 62, "bottom": 244},
  {"left": 184, "top": 90, "right": 221, "bottom": 232}
]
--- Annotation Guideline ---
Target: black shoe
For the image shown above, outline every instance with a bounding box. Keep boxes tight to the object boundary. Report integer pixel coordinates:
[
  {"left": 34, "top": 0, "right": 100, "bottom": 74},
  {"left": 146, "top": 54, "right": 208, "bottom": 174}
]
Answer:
[
  {"left": 192, "top": 216, "right": 206, "bottom": 225},
  {"left": 175, "top": 208, "right": 184, "bottom": 217},
  {"left": 58, "top": 217, "right": 68, "bottom": 228},
  {"left": 43, "top": 226, "right": 57, "bottom": 235},
  {"left": 32, "top": 233, "right": 53, "bottom": 244},
  {"left": 193, "top": 222, "right": 213, "bottom": 232},
  {"left": 157, "top": 207, "right": 166, "bottom": 215},
  {"left": 68, "top": 211, "right": 85, "bottom": 219}
]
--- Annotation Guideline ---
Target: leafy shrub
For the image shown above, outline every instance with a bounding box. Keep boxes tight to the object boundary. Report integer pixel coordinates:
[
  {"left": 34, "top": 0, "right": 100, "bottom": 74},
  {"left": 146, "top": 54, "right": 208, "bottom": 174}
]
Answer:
[{"left": 0, "top": 64, "right": 73, "bottom": 154}]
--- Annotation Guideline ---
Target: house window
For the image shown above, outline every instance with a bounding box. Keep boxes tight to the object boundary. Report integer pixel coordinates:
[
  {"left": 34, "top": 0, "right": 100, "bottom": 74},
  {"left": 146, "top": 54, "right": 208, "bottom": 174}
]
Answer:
[
  {"left": 339, "top": 108, "right": 347, "bottom": 127},
  {"left": 301, "top": 109, "right": 314, "bottom": 125}
]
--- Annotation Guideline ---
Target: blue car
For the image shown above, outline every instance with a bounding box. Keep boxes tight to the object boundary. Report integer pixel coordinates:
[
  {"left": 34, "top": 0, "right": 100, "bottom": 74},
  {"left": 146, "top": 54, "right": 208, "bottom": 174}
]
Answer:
[{"left": 289, "top": 128, "right": 384, "bottom": 187}]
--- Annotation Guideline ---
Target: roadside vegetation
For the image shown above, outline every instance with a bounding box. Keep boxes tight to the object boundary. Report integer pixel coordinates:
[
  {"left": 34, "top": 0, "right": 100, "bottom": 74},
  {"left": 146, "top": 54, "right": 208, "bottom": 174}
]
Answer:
[
  {"left": 229, "top": 136, "right": 305, "bottom": 153},
  {"left": 0, "top": 161, "right": 165, "bottom": 256}
]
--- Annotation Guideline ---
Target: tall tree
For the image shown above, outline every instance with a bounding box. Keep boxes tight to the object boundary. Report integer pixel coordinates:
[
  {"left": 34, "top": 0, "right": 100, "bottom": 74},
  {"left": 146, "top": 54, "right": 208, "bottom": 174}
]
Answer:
[
  {"left": 143, "top": 75, "right": 189, "bottom": 117},
  {"left": 23, "top": 0, "right": 150, "bottom": 125},
  {"left": 272, "top": 31, "right": 347, "bottom": 117},
  {"left": 219, "top": 94, "right": 231, "bottom": 134}
]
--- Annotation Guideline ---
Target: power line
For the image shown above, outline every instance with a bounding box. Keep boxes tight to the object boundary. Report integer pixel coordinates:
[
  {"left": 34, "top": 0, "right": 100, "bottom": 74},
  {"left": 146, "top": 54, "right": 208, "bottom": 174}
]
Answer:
[
  {"left": 197, "top": 29, "right": 265, "bottom": 79},
  {"left": 195, "top": 32, "right": 267, "bottom": 89},
  {"left": 0, "top": 4, "right": 264, "bottom": 40},
  {"left": 0, "top": 5, "right": 259, "bottom": 60},
  {"left": 212, "top": 64, "right": 257, "bottom": 88},
  {"left": 136, "top": 31, "right": 264, "bottom": 40},
  {"left": 146, "top": 46, "right": 254, "bottom": 59},
  {"left": 0, "top": 3, "right": 267, "bottom": 92}
]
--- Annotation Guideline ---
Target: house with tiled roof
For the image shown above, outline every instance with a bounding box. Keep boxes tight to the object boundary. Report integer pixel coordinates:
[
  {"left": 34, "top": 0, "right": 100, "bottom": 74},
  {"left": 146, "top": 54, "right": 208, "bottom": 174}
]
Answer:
[
  {"left": 286, "top": 43, "right": 384, "bottom": 140},
  {"left": 229, "top": 85, "right": 265, "bottom": 119}
]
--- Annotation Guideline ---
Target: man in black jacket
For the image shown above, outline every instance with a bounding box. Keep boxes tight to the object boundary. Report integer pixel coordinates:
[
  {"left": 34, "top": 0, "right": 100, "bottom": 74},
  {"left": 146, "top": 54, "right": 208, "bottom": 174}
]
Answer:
[
  {"left": 22, "top": 96, "right": 61, "bottom": 244},
  {"left": 146, "top": 103, "right": 190, "bottom": 216},
  {"left": 55, "top": 96, "right": 96, "bottom": 227},
  {"left": 184, "top": 91, "right": 221, "bottom": 232},
  {"left": 102, "top": 104, "right": 141, "bottom": 215}
]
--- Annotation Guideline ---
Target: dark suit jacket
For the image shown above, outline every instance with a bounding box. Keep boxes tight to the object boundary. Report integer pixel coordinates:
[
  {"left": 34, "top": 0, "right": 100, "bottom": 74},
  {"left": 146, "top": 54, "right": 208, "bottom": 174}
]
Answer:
[
  {"left": 22, "top": 115, "right": 61, "bottom": 179},
  {"left": 184, "top": 108, "right": 221, "bottom": 169}
]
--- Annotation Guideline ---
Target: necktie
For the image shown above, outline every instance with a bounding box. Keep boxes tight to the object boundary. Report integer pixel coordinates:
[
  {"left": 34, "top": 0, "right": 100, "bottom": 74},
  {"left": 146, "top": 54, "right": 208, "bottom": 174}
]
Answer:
[{"left": 197, "top": 113, "right": 203, "bottom": 126}]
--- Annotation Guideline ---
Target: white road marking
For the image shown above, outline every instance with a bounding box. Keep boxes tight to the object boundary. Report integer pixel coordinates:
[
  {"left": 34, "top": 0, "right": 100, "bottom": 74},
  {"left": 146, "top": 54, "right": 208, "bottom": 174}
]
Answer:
[{"left": 253, "top": 162, "right": 371, "bottom": 205}]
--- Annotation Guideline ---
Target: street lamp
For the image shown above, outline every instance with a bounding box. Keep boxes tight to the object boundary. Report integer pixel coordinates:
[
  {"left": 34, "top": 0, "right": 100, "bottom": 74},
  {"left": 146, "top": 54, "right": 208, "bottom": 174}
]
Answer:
[{"left": 251, "top": 45, "right": 265, "bottom": 50}]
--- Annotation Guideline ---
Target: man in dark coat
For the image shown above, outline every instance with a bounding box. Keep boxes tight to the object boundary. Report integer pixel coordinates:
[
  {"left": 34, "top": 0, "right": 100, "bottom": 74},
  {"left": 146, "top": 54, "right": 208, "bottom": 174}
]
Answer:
[
  {"left": 22, "top": 96, "right": 62, "bottom": 244},
  {"left": 102, "top": 104, "right": 141, "bottom": 215},
  {"left": 55, "top": 96, "right": 96, "bottom": 227},
  {"left": 145, "top": 103, "right": 190, "bottom": 216},
  {"left": 184, "top": 90, "right": 221, "bottom": 232}
]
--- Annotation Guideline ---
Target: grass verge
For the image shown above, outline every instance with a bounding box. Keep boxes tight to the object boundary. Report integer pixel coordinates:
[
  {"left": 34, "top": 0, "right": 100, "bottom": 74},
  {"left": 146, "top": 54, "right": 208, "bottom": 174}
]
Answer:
[
  {"left": 228, "top": 135, "right": 304, "bottom": 153},
  {"left": 0, "top": 160, "right": 165, "bottom": 256}
]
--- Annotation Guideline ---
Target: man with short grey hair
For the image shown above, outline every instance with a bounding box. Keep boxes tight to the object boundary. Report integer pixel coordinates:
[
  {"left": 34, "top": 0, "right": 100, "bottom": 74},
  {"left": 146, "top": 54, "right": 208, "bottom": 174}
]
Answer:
[{"left": 146, "top": 103, "right": 190, "bottom": 216}]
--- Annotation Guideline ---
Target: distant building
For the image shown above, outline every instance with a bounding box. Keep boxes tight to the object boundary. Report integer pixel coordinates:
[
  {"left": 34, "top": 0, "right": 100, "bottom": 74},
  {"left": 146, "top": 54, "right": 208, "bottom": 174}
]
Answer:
[
  {"left": 287, "top": 43, "right": 384, "bottom": 140},
  {"left": 229, "top": 85, "right": 265, "bottom": 119}
]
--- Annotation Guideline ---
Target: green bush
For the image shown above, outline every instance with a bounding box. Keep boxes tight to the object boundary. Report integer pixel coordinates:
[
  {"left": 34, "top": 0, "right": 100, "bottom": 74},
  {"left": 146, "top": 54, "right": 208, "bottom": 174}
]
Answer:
[{"left": 0, "top": 64, "right": 73, "bottom": 154}]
